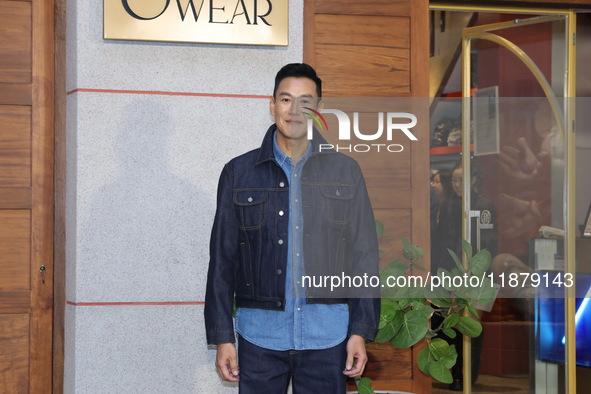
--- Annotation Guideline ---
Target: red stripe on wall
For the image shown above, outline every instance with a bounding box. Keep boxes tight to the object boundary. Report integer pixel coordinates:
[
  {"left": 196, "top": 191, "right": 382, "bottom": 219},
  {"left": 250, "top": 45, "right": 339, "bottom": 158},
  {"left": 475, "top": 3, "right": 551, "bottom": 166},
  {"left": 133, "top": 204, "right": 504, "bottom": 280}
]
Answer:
[
  {"left": 66, "top": 88, "right": 269, "bottom": 99},
  {"left": 67, "top": 301, "right": 205, "bottom": 306}
]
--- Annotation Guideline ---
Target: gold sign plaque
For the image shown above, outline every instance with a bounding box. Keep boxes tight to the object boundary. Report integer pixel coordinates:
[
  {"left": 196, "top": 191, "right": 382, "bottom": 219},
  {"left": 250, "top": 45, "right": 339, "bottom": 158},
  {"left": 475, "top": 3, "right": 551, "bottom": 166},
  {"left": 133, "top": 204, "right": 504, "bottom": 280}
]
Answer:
[{"left": 104, "top": 0, "right": 288, "bottom": 46}]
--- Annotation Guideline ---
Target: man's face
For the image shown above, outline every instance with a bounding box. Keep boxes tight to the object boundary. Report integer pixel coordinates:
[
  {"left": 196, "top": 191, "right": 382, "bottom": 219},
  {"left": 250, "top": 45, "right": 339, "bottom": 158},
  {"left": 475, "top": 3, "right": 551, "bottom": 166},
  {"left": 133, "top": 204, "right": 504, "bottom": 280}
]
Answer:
[
  {"left": 270, "top": 77, "right": 319, "bottom": 144},
  {"left": 432, "top": 174, "right": 443, "bottom": 199}
]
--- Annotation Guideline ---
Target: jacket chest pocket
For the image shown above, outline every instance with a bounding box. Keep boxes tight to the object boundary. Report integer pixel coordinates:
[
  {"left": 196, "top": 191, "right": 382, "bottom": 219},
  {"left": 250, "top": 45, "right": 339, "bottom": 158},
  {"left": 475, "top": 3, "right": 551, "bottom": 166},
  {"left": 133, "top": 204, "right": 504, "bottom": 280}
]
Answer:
[
  {"left": 234, "top": 190, "right": 268, "bottom": 230},
  {"left": 320, "top": 185, "right": 354, "bottom": 224}
]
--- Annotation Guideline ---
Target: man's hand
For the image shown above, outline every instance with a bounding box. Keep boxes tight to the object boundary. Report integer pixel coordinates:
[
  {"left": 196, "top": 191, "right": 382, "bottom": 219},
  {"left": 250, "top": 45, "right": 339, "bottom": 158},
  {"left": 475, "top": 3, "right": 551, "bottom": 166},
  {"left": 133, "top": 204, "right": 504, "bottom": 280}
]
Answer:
[
  {"left": 343, "top": 334, "right": 368, "bottom": 378},
  {"left": 216, "top": 343, "right": 240, "bottom": 382}
]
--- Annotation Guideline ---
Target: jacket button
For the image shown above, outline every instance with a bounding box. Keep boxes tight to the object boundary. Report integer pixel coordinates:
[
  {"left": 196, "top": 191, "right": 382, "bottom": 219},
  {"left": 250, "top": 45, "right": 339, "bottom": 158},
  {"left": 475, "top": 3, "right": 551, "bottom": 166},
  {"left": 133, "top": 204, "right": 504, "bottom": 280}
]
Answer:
[
  {"left": 278, "top": 239, "right": 284, "bottom": 245},
  {"left": 278, "top": 210, "right": 284, "bottom": 216},
  {"left": 277, "top": 269, "right": 283, "bottom": 275},
  {"left": 279, "top": 182, "right": 285, "bottom": 187},
  {"left": 277, "top": 301, "right": 282, "bottom": 307},
  {"left": 247, "top": 197, "right": 253, "bottom": 202}
]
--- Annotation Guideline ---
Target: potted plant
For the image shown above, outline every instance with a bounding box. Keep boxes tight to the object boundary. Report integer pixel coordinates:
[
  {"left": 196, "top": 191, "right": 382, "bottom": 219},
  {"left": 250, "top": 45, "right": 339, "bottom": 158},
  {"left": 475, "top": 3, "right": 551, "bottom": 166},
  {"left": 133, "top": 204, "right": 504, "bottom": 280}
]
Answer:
[{"left": 354, "top": 221, "right": 495, "bottom": 394}]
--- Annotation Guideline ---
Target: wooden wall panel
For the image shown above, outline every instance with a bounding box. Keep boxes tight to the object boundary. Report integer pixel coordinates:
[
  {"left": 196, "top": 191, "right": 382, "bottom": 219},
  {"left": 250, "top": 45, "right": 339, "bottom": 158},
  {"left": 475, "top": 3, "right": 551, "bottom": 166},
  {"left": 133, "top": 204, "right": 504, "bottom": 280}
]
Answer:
[
  {"left": 314, "top": 15, "right": 410, "bottom": 48},
  {"left": 315, "top": 0, "right": 410, "bottom": 15},
  {"left": 0, "top": 211, "right": 31, "bottom": 291},
  {"left": 365, "top": 343, "right": 413, "bottom": 380},
  {"left": 0, "top": 0, "right": 54, "bottom": 392},
  {"left": 0, "top": 188, "right": 31, "bottom": 209},
  {"left": 305, "top": 0, "right": 430, "bottom": 392},
  {"left": 0, "top": 1, "right": 32, "bottom": 84},
  {"left": 29, "top": 0, "right": 56, "bottom": 390},
  {"left": 314, "top": 14, "right": 411, "bottom": 96},
  {"left": 0, "top": 292, "right": 30, "bottom": 314},
  {"left": 0, "top": 83, "right": 32, "bottom": 106},
  {"left": 0, "top": 314, "right": 29, "bottom": 394},
  {"left": 374, "top": 208, "right": 411, "bottom": 265},
  {"left": 0, "top": 106, "right": 31, "bottom": 187},
  {"left": 54, "top": 0, "right": 67, "bottom": 391}
]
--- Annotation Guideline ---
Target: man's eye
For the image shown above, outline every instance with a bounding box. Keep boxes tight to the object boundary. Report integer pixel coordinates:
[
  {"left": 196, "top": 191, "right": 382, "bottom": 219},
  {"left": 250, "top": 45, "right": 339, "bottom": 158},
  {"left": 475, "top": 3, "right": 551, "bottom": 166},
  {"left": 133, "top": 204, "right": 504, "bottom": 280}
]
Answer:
[{"left": 281, "top": 98, "right": 291, "bottom": 103}]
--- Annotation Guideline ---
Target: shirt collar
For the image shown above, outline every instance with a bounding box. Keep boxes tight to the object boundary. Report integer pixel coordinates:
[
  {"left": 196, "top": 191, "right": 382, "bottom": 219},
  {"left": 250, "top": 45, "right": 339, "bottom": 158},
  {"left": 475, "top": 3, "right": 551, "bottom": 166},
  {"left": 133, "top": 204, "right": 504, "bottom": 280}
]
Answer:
[
  {"left": 273, "top": 132, "right": 312, "bottom": 166},
  {"left": 273, "top": 132, "right": 291, "bottom": 167}
]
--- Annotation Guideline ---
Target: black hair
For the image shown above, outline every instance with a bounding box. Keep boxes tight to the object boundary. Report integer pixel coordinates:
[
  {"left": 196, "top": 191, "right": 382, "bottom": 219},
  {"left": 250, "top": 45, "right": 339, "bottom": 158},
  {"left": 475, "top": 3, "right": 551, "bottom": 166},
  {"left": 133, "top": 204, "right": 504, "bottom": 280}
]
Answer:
[
  {"left": 434, "top": 168, "right": 453, "bottom": 199},
  {"left": 273, "top": 63, "right": 322, "bottom": 98}
]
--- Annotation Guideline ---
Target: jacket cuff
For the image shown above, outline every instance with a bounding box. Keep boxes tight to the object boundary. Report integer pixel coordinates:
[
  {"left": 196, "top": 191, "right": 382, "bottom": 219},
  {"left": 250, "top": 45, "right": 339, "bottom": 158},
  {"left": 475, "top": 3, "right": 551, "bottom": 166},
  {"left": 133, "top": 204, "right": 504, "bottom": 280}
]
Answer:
[
  {"left": 206, "top": 329, "right": 236, "bottom": 345},
  {"left": 348, "top": 322, "right": 378, "bottom": 342}
]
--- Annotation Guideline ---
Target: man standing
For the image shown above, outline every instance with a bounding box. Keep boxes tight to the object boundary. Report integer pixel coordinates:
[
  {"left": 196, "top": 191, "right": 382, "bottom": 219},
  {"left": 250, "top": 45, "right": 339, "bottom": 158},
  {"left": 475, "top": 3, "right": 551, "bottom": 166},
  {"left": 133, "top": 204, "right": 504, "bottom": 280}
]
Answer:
[{"left": 205, "top": 63, "right": 380, "bottom": 393}]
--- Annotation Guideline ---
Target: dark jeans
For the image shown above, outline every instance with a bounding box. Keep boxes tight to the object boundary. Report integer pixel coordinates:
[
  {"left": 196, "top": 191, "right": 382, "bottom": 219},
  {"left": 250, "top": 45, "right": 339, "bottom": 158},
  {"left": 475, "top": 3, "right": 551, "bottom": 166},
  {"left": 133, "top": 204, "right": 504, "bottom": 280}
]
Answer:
[{"left": 237, "top": 335, "right": 348, "bottom": 394}]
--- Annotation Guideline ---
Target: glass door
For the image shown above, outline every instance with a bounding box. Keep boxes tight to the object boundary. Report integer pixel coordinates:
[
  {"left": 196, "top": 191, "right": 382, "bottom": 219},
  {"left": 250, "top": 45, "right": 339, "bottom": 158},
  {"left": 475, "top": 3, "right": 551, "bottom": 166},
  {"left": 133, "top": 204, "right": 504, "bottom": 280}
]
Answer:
[{"left": 459, "top": 13, "right": 576, "bottom": 394}]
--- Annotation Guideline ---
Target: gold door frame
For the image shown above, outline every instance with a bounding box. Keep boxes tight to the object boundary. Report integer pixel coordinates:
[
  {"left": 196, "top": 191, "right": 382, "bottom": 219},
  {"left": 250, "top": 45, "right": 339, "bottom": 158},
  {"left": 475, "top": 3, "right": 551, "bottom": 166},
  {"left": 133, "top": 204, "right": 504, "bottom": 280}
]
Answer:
[{"left": 430, "top": 4, "right": 578, "bottom": 394}]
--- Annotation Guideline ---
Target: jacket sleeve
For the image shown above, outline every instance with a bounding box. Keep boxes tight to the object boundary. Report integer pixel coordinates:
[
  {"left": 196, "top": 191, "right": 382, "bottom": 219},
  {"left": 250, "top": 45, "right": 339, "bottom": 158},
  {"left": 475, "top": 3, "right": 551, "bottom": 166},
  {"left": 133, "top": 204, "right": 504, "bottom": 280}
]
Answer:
[
  {"left": 204, "top": 163, "right": 239, "bottom": 345},
  {"left": 347, "top": 162, "right": 381, "bottom": 341}
]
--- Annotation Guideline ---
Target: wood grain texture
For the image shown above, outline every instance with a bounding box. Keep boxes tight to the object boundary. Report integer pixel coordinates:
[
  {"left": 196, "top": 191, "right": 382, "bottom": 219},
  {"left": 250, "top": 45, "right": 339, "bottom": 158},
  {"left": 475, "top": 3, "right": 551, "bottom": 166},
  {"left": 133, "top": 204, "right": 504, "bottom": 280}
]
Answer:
[
  {"left": 53, "top": 0, "right": 67, "bottom": 391},
  {"left": 364, "top": 343, "right": 413, "bottom": 380},
  {"left": 315, "top": 0, "right": 410, "bottom": 15},
  {"left": 0, "top": 314, "right": 29, "bottom": 394},
  {"left": 314, "top": 14, "right": 411, "bottom": 96},
  {"left": 316, "top": 45, "right": 410, "bottom": 96},
  {"left": 0, "top": 106, "right": 32, "bottom": 187},
  {"left": 0, "top": 0, "right": 56, "bottom": 392},
  {"left": 29, "top": 0, "right": 56, "bottom": 391},
  {"left": 0, "top": 1, "right": 32, "bottom": 84},
  {"left": 0, "top": 292, "right": 31, "bottom": 314},
  {"left": 0, "top": 84, "right": 32, "bottom": 106},
  {"left": 346, "top": 343, "right": 413, "bottom": 391},
  {"left": 314, "top": 14, "right": 410, "bottom": 48},
  {"left": 0, "top": 210, "right": 31, "bottom": 291},
  {"left": 0, "top": 188, "right": 31, "bottom": 209}
]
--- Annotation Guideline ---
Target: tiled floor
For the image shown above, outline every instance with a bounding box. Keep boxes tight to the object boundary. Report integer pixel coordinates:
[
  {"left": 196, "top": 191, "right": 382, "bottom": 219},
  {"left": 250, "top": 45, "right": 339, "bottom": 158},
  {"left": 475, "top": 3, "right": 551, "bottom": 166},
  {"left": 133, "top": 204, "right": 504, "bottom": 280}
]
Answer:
[{"left": 433, "top": 374, "right": 530, "bottom": 393}]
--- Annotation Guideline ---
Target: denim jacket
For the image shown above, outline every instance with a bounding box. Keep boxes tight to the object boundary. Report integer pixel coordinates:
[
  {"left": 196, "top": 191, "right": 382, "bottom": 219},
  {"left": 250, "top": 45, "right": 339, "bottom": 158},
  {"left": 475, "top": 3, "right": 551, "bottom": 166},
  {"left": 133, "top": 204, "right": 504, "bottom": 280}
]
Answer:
[{"left": 204, "top": 124, "right": 380, "bottom": 345}]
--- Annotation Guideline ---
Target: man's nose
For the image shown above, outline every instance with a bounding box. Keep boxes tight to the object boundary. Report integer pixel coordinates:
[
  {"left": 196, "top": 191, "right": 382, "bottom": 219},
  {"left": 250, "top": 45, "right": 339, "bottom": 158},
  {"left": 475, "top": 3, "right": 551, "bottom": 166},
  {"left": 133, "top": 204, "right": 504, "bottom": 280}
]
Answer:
[{"left": 290, "top": 99, "right": 302, "bottom": 114}]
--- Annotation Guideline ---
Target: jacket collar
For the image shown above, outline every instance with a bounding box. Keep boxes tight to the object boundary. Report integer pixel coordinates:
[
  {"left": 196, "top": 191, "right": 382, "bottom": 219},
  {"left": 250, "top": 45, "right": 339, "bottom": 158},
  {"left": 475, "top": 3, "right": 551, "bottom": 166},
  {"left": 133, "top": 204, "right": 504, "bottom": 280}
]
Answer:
[{"left": 255, "top": 124, "right": 335, "bottom": 166}]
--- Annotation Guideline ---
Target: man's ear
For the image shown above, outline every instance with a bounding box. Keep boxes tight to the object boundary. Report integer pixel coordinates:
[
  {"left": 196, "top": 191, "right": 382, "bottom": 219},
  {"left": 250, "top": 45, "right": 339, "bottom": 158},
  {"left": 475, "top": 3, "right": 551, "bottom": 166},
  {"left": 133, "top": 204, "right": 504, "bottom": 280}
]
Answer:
[{"left": 269, "top": 96, "right": 276, "bottom": 117}]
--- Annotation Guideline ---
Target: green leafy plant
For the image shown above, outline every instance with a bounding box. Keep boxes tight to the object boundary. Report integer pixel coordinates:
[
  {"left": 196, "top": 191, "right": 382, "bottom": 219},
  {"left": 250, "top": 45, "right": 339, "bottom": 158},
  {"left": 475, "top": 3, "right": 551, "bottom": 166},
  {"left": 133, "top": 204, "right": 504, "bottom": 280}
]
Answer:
[
  {"left": 358, "top": 220, "right": 495, "bottom": 393},
  {"left": 356, "top": 377, "right": 375, "bottom": 394}
]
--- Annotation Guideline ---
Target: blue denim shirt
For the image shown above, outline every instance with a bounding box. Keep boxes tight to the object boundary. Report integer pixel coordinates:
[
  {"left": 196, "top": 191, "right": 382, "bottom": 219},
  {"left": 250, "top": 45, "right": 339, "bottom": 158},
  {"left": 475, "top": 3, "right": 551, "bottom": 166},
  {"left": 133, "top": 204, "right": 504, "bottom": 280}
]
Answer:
[
  {"left": 235, "top": 133, "right": 349, "bottom": 350},
  {"left": 205, "top": 124, "right": 380, "bottom": 346}
]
